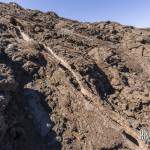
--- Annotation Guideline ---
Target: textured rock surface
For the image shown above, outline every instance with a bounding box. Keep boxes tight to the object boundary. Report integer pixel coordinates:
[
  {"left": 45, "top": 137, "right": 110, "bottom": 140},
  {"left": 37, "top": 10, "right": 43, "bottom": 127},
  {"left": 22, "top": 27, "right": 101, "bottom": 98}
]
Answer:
[{"left": 0, "top": 2, "right": 150, "bottom": 150}]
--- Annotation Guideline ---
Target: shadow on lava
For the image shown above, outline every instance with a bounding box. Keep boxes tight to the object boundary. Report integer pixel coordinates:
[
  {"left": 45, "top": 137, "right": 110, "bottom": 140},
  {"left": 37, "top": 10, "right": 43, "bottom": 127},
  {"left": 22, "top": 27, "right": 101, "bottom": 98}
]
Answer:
[
  {"left": 80, "top": 63, "right": 115, "bottom": 100},
  {"left": 23, "top": 88, "right": 61, "bottom": 149}
]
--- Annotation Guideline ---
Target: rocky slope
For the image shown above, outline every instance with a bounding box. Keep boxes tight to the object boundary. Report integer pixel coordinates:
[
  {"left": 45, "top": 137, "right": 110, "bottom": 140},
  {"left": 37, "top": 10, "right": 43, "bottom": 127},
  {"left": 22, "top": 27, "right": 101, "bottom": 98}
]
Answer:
[{"left": 0, "top": 2, "right": 150, "bottom": 150}]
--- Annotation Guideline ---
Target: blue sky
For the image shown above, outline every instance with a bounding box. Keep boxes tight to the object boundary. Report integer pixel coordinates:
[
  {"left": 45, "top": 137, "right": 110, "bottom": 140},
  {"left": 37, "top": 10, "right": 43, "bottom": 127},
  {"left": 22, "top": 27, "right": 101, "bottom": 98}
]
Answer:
[{"left": 1, "top": 0, "right": 150, "bottom": 27}]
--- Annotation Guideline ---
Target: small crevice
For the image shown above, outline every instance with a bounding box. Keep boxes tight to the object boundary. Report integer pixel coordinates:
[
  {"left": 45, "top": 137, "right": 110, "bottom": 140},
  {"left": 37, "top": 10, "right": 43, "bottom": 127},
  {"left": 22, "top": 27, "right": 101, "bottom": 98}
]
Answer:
[{"left": 122, "top": 131, "right": 139, "bottom": 146}]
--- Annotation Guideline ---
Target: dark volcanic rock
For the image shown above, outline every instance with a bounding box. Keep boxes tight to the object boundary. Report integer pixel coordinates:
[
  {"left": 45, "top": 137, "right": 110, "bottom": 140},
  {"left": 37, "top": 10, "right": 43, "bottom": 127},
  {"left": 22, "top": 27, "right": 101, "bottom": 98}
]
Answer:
[{"left": 0, "top": 2, "right": 149, "bottom": 150}]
